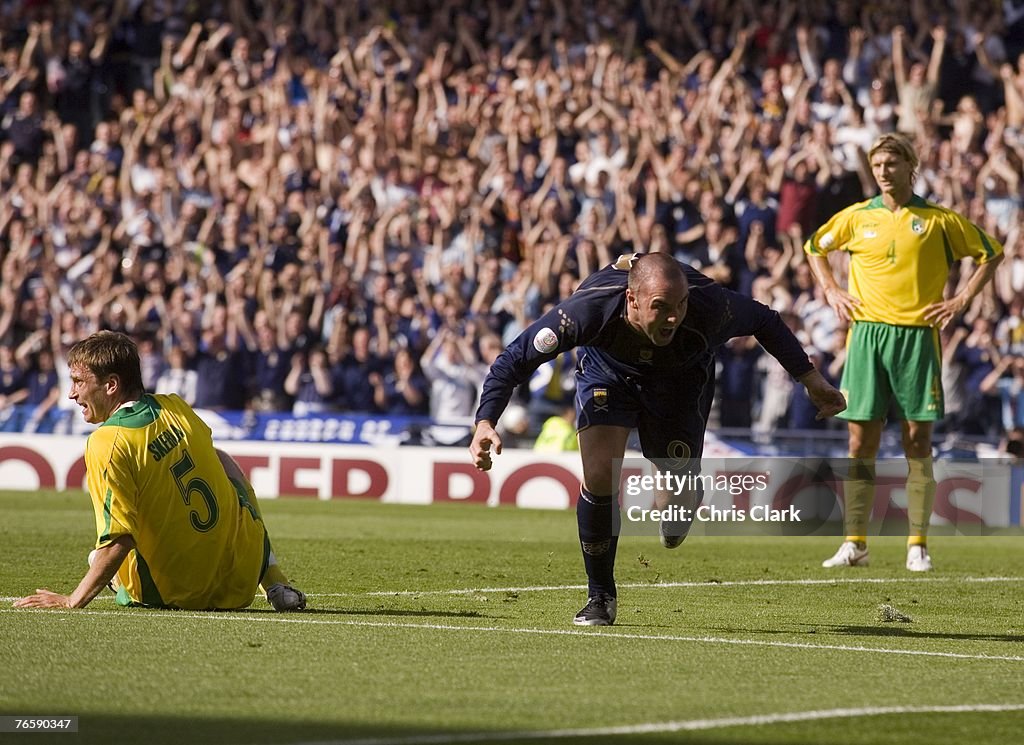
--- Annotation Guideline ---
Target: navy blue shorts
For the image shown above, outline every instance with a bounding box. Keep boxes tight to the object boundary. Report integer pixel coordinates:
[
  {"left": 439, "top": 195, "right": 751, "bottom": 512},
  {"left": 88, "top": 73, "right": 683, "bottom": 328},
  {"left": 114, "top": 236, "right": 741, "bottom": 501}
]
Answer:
[{"left": 575, "top": 348, "right": 714, "bottom": 463}]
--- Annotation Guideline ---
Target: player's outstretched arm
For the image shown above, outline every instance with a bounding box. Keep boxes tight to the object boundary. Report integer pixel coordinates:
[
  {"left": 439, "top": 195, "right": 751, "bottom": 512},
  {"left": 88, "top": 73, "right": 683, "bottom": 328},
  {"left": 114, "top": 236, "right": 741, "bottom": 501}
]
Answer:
[
  {"left": 13, "top": 536, "right": 134, "bottom": 610},
  {"left": 469, "top": 420, "right": 502, "bottom": 472},
  {"left": 797, "top": 369, "right": 847, "bottom": 420}
]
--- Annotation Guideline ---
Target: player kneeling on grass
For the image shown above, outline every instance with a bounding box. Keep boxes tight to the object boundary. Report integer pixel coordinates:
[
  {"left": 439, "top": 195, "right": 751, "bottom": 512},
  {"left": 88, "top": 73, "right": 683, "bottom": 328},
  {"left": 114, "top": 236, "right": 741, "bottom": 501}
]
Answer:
[
  {"left": 470, "top": 253, "right": 846, "bottom": 627},
  {"left": 13, "top": 331, "right": 306, "bottom": 612}
]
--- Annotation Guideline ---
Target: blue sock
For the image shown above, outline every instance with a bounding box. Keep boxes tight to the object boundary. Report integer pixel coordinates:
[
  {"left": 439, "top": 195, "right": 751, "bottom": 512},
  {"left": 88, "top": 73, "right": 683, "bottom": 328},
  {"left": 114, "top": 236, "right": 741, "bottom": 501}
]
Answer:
[{"left": 577, "top": 487, "right": 620, "bottom": 598}]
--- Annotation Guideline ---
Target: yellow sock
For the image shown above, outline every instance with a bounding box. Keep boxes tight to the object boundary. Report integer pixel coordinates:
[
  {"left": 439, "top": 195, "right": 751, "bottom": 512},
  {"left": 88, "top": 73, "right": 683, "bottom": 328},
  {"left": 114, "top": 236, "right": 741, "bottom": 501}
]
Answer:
[
  {"left": 843, "top": 458, "right": 875, "bottom": 543},
  {"left": 259, "top": 557, "right": 289, "bottom": 592},
  {"left": 906, "top": 457, "right": 935, "bottom": 544}
]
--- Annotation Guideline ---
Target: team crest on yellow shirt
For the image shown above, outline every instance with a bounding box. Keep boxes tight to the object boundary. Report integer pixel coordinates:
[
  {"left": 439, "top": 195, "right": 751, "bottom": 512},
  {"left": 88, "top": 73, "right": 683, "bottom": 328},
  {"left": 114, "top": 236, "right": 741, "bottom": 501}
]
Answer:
[{"left": 911, "top": 218, "right": 925, "bottom": 234}]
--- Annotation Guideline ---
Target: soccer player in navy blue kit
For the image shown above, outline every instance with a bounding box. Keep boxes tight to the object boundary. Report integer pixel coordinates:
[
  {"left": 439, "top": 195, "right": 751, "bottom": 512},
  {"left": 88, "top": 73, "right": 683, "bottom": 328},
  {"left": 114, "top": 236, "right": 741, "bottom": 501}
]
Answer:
[{"left": 470, "top": 253, "right": 846, "bottom": 625}]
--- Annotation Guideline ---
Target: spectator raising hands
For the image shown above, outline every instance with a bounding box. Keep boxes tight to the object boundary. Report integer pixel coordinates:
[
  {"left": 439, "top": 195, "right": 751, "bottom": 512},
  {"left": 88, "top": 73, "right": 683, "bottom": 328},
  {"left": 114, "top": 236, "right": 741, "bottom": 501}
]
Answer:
[{"left": 0, "top": 0, "right": 1013, "bottom": 447}]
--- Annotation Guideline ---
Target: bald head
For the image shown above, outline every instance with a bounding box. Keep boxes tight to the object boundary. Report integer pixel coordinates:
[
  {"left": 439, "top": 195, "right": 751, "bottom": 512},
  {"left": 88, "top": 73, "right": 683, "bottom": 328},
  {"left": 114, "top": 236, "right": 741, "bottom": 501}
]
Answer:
[{"left": 628, "top": 253, "right": 688, "bottom": 296}]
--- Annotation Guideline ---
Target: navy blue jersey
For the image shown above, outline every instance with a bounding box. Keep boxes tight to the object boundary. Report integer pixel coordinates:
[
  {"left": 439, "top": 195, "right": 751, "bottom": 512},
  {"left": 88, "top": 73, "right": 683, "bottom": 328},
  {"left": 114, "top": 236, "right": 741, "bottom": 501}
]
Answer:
[{"left": 476, "top": 255, "right": 813, "bottom": 424}]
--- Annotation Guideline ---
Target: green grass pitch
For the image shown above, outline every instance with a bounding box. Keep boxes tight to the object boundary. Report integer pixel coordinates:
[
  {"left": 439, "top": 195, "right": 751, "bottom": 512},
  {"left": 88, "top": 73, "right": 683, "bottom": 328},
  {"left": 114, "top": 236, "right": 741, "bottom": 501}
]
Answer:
[{"left": 1, "top": 490, "right": 1022, "bottom": 745}]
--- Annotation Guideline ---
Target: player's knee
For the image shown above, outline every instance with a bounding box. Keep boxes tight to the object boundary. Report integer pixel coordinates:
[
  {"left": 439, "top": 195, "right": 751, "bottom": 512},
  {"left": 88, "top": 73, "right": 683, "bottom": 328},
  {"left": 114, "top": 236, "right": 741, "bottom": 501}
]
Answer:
[
  {"left": 581, "top": 473, "right": 616, "bottom": 496},
  {"left": 902, "top": 435, "right": 932, "bottom": 458},
  {"left": 848, "top": 435, "right": 880, "bottom": 458},
  {"left": 900, "top": 421, "right": 932, "bottom": 456},
  {"left": 848, "top": 420, "right": 883, "bottom": 456}
]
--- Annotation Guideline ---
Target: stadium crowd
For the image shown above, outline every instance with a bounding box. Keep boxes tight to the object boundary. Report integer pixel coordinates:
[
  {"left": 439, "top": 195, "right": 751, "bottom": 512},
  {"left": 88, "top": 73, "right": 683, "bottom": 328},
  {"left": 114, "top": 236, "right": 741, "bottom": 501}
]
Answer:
[{"left": 0, "top": 0, "right": 1022, "bottom": 443}]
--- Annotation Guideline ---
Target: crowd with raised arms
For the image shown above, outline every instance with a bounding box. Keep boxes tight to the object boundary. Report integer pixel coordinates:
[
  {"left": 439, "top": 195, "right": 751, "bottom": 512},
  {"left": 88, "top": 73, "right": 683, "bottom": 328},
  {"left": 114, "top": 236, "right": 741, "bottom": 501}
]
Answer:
[{"left": 0, "top": 0, "right": 1021, "bottom": 441}]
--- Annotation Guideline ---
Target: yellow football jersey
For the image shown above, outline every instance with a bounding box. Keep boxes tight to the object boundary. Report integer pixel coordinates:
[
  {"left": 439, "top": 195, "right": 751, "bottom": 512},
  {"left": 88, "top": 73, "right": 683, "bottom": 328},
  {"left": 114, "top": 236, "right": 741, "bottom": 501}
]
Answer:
[
  {"left": 533, "top": 415, "right": 579, "bottom": 453},
  {"left": 804, "top": 195, "right": 1002, "bottom": 326},
  {"left": 86, "top": 393, "right": 267, "bottom": 610}
]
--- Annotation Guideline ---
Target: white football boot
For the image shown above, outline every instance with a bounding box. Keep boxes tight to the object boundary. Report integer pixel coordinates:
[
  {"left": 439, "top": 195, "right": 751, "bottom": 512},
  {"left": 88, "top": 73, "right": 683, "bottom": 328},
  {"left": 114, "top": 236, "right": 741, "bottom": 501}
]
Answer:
[
  {"left": 906, "top": 545, "right": 933, "bottom": 572},
  {"left": 821, "top": 541, "right": 870, "bottom": 568}
]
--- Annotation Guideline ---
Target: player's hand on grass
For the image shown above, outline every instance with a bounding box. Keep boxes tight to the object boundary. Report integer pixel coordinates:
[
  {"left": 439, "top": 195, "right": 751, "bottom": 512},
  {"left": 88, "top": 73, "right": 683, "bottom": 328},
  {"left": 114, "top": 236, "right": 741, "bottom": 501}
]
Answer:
[
  {"left": 470, "top": 420, "right": 502, "bottom": 471},
  {"left": 13, "top": 589, "right": 71, "bottom": 609},
  {"left": 823, "top": 286, "right": 860, "bottom": 323}
]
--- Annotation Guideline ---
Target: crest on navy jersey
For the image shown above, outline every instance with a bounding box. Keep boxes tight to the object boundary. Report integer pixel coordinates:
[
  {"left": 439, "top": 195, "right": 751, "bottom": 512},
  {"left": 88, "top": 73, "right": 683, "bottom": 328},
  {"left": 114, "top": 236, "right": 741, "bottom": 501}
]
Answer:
[
  {"left": 533, "top": 328, "right": 558, "bottom": 353},
  {"left": 593, "top": 388, "right": 609, "bottom": 412},
  {"left": 613, "top": 253, "right": 640, "bottom": 271}
]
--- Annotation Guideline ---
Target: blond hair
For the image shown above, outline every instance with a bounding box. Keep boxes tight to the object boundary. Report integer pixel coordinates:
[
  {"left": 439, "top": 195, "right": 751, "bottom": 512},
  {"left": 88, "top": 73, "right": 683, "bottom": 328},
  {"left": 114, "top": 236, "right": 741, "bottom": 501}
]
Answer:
[{"left": 869, "top": 133, "right": 919, "bottom": 175}]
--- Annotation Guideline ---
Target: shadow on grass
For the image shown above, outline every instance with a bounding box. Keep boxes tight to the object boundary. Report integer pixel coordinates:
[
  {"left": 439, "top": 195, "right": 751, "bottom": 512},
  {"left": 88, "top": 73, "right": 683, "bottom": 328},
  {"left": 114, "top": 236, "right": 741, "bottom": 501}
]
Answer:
[
  {"left": 242, "top": 607, "right": 497, "bottom": 619},
  {"left": 52, "top": 714, "right": 767, "bottom": 745},
  {"left": 807, "top": 624, "right": 1024, "bottom": 643},
  {"left": 703, "top": 624, "right": 1024, "bottom": 644}
]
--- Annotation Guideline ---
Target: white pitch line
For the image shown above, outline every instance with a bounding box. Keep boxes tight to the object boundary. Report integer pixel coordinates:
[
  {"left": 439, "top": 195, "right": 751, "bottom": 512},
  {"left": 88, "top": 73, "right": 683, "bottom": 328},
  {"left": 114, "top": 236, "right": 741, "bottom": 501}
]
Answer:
[
  {"left": 3, "top": 608, "right": 1023, "bottom": 662},
  {"left": 3, "top": 575, "right": 1024, "bottom": 604},
  {"left": 350, "top": 575, "right": 1024, "bottom": 598},
  {"left": 269, "top": 704, "right": 1024, "bottom": 745}
]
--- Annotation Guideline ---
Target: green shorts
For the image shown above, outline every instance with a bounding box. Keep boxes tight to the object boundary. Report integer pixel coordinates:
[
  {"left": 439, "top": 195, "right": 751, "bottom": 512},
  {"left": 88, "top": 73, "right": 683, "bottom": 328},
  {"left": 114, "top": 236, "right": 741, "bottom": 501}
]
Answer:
[{"left": 839, "top": 321, "right": 943, "bottom": 422}]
